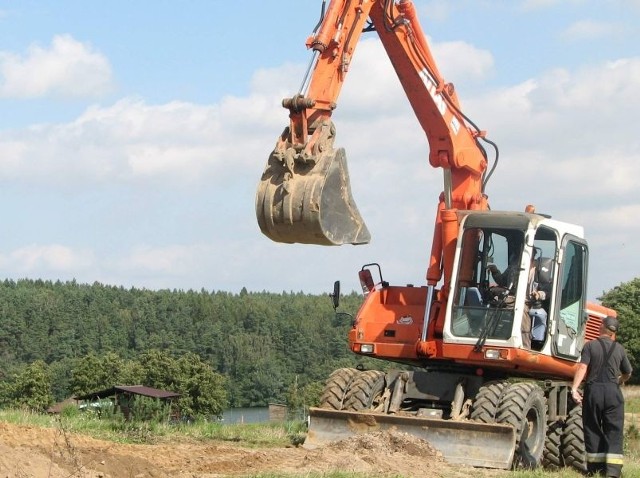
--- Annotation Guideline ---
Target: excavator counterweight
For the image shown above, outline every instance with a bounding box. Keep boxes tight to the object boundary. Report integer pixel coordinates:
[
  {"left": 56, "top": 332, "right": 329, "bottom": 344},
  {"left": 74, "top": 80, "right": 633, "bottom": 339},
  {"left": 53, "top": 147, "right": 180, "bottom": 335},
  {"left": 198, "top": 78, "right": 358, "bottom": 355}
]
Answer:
[{"left": 256, "top": 147, "right": 370, "bottom": 245}]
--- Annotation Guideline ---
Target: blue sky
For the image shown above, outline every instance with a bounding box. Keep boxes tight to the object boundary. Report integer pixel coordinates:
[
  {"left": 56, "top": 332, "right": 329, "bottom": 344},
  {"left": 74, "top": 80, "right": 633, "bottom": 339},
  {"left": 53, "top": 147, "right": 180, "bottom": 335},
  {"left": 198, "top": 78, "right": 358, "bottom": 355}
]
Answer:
[{"left": 0, "top": 0, "right": 638, "bottom": 301}]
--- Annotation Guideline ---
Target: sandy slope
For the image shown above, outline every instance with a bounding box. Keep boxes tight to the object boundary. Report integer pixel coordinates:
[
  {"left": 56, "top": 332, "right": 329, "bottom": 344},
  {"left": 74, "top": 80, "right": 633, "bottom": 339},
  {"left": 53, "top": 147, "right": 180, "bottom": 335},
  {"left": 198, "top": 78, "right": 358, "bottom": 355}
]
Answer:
[{"left": 0, "top": 421, "right": 508, "bottom": 477}]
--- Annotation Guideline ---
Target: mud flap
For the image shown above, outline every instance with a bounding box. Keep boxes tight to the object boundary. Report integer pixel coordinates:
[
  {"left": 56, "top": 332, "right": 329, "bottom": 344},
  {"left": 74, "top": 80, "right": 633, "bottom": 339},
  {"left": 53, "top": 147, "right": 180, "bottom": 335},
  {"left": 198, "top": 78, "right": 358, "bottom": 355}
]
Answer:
[
  {"left": 255, "top": 147, "right": 370, "bottom": 245},
  {"left": 305, "top": 407, "right": 516, "bottom": 469}
]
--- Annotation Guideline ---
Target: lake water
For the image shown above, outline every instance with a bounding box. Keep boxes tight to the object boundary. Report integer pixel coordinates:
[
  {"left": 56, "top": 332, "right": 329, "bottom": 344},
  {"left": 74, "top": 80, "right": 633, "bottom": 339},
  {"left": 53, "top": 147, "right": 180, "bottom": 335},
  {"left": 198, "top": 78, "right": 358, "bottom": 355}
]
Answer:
[{"left": 221, "top": 407, "right": 270, "bottom": 424}]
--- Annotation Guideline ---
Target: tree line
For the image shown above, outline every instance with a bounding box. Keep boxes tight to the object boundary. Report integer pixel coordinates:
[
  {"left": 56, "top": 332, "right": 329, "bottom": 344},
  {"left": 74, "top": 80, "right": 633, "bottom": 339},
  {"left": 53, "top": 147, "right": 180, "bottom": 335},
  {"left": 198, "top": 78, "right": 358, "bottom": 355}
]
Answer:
[
  {"left": 0, "top": 277, "right": 637, "bottom": 415},
  {"left": 0, "top": 279, "right": 376, "bottom": 414}
]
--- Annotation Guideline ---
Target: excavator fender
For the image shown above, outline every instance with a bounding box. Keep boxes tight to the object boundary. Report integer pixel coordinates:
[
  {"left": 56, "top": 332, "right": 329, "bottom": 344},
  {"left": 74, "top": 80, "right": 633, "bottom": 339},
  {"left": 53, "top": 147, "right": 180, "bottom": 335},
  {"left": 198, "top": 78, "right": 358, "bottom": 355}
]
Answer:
[
  {"left": 305, "top": 407, "right": 516, "bottom": 469},
  {"left": 256, "top": 147, "right": 370, "bottom": 246}
]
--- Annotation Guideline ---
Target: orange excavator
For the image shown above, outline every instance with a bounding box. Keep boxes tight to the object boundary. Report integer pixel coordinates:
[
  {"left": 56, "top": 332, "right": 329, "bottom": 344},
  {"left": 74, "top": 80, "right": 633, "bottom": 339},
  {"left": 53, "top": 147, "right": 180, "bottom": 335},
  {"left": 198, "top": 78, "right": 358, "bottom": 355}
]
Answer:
[{"left": 256, "top": 0, "right": 614, "bottom": 470}]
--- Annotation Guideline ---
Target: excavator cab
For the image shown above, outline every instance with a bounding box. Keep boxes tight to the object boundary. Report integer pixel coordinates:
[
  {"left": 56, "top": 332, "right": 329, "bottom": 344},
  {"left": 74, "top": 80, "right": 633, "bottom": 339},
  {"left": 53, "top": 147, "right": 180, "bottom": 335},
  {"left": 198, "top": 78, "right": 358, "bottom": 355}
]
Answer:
[
  {"left": 447, "top": 211, "right": 589, "bottom": 359},
  {"left": 450, "top": 226, "right": 524, "bottom": 342}
]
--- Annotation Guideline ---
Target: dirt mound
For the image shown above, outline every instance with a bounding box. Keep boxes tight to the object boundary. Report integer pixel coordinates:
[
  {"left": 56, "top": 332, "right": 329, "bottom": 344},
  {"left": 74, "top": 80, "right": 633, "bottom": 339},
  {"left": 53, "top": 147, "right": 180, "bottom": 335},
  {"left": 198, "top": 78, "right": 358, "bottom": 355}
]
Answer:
[
  {"left": 328, "top": 429, "right": 443, "bottom": 457},
  {"left": 300, "top": 430, "right": 449, "bottom": 477},
  {"left": 0, "top": 421, "right": 504, "bottom": 477}
]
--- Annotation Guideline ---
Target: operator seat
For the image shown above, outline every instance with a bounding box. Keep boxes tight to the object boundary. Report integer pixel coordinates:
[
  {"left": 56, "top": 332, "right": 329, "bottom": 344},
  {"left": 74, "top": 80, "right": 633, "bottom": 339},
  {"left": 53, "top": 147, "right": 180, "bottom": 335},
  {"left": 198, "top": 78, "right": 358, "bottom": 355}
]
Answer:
[
  {"left": 531, "top": 257, "right": 553, "bottom": 350},
  {"left": 536, "top": 257, "right": 553, "bottom": 302}
]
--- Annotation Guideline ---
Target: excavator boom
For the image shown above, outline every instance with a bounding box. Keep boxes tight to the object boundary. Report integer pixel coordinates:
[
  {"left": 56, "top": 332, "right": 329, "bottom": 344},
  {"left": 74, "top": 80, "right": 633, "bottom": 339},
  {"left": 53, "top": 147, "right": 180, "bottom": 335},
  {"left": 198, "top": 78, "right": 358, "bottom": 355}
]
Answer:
[{"left": 256, "top": 0, "right": 488, "bottom": 247}]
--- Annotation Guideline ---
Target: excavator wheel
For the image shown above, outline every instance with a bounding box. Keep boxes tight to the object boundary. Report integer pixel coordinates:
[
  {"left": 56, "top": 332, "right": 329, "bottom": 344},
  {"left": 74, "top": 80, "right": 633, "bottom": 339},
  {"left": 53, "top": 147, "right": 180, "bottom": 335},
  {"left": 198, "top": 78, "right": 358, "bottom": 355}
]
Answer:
[
  {"left": 255, "top": 147, "right": 370, "bottom": 246},
  {"left": 318, "top": 368, "right": 360, "bottom": 410},
  {"left": 495, "top": 382, "right": 547, "bottom": 469},
  {"left": 542, "top": 419, "right": 565, "bottom": 469},
  {"left": 343, "top": 370, "right": 386, "bottom": 412},
  {"left": 306, "top": 370, "right": 517, "bottom": 469},
  {"left": 561, "top": 406, "right": 587, "bottom": 473},
  {"left": 470, "top": 380, "right": 508, "bottom": 423}
]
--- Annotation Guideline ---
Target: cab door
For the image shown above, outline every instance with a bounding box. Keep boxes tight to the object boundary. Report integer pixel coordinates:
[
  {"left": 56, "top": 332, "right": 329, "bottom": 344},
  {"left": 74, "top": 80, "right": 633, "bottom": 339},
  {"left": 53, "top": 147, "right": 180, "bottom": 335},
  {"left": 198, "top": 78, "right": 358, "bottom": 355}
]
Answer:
[{"left": 552, "top": 236, "right": 588, "bottom": 359}]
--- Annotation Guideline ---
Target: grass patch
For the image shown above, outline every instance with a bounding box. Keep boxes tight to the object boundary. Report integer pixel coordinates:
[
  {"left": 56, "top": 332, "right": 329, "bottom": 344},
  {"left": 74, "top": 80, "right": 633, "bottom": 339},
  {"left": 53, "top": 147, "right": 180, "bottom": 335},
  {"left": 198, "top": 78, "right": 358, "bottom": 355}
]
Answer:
[
  {"left": 170, "top": 419, "right": 306, "bottom": 447},
  {"left": 508, "top": 471, "right": 582, "bottom": 478},
  {"left": 623, "top": 386, "right": 640, "bottom": 413},
  {"left": 0, "top": 408, "right": 306, "bottom": 447}
]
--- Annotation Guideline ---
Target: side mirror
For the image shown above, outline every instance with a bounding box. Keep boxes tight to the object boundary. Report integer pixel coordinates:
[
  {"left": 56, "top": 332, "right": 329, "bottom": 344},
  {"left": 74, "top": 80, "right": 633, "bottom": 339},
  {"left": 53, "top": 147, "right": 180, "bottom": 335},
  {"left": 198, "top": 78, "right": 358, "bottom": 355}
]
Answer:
[{"left": 330, "top": 280, "right": 340, "bottom": 310}]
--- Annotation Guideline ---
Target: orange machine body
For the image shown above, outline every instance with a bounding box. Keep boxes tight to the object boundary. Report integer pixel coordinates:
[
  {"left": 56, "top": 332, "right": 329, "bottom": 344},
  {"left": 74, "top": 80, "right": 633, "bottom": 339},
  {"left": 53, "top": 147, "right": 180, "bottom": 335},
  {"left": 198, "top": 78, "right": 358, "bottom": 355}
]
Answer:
[{"left": 349, "top": 283, "right": 615, "bottom": 381}]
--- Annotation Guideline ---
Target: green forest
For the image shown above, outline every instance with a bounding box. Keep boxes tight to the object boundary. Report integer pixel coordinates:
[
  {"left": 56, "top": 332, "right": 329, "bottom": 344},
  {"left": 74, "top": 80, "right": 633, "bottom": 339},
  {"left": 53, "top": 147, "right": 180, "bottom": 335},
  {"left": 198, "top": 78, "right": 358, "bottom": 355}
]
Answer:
[
  {"left": 0, "top": 278, "right": 382, "bottom": 416},
  {"left": 0, "top": 277, "right": 638, "bottom": 418}
]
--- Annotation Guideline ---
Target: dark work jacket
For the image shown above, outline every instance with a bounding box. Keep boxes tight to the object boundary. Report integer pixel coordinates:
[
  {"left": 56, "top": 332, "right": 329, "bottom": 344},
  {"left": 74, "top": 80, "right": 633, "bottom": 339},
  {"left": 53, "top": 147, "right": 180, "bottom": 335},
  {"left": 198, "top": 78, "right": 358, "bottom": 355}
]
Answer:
[{"left": 580, "top": 336, "right": 632, "bottom": 384}]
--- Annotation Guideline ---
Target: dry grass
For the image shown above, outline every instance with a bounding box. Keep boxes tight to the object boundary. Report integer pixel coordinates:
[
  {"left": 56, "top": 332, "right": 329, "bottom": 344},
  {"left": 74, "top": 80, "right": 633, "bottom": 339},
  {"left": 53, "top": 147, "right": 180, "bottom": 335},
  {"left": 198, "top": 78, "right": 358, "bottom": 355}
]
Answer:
[
  {"left": 623, "top": 385, "right": 640, "bottom": 426},
  {"left": 623, "top": 384, "right": 640, "bottom": 401}
]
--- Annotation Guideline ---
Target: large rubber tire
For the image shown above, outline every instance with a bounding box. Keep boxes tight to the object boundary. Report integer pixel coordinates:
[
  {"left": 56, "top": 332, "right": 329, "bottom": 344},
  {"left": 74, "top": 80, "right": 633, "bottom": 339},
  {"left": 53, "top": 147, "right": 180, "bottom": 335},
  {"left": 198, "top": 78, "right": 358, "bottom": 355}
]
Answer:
[
  {"left": 562, "top": 406, "right": 587, "bottom": 473},
  {"left": 343, "top": 370, "right": 386, "bottom": 412},
  {"left": 318, "top": 368, "right": 359, "bottom": 410},
  {"left": 542, "top": 419, "right": 565, "bottom": 470},
  {"left": 496, "top": 382, "right": 547, "bottom": 469},
  {"left": 470, "top": 380, "right": 508, "bottom": 423}
]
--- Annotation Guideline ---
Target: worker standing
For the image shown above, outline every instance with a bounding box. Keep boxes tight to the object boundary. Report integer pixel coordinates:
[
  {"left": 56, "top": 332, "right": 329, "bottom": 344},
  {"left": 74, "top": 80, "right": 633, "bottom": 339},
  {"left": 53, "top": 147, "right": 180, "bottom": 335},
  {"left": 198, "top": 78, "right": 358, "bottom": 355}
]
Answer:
[{"left": 571, "top": 316, "right": 632, "bottom": 477}]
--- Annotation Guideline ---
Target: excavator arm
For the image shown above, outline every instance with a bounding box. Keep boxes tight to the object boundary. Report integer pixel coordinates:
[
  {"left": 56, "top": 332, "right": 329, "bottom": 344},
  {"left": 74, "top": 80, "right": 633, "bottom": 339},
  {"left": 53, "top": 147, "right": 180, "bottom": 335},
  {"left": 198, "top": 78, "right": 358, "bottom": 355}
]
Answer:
[{"left": 256, "top": 0, "right": 492, "bottom": 286}]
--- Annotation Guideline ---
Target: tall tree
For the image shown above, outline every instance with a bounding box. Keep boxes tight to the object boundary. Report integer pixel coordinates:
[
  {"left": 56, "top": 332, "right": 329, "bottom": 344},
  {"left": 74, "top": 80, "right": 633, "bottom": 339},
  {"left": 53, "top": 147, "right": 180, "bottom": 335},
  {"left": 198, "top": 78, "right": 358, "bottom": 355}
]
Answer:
[
  {"left": 70, "top": 352, "right": 126, "bottom": 395},
  {"left": 4, "top": 360, "right": 53, "bottom": 411},
  {"left": 600, "top": 278, "right": 640, "bottom": 382},
  {"left": 175, "top": 352, "right": 228, "bottom": 419}
]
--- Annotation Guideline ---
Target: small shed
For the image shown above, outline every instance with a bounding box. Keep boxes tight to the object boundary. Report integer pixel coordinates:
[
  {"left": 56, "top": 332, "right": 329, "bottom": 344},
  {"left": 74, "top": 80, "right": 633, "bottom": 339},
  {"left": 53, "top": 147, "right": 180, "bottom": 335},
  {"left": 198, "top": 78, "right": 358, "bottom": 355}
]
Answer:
[
  {"left": 268, "top": 403, "right": 287, "bottom": 422},
  {"left": 75, "top": 385, "right": 180, "bottom": 420}
]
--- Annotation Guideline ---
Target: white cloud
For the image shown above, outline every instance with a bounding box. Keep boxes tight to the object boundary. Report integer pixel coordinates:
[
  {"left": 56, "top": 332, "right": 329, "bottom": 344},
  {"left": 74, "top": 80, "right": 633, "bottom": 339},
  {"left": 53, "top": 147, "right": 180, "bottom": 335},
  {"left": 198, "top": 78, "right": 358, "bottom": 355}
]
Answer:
[
  {"left": 468, "top": 57, "right": 640, "bottom": 159},
  {"left": 570, "top": 204, "right": 640, "bottom": 296},
  {"left": 560, "top": 20, "right": 619, "bottom": 41},
  {"left": 520, "top": 0, "right": 561, "bottom": 10},
  {"left": 0, "top": 99, "right": 222, "bottom": 185},
  {"left": 250, "top": 62, "right": 302, "bottom": 97},
  {"left": 432, "top": 40, "right": 494, "bottom": 82},
  {"left": 0, "top": 30, "right": 638, "bottom": 298},
  {"left": 459, "top": 56, "right": 639, "bottom": 296},
  {"left": 419, "top": 2, "right": 453, "bottom": 22},
  {"left": 0, "top": 34, "right": 113, "bottom": 98},
  {"left": 332, "top": 38, "right": 493, "bottom": 120},
  {"left": 103, "top": 240, "right": 266, "bottom": 291},
  {"left": 0, "top": 245, "right": 94, "bottom": 273},
  {"left": 520, "top": 0, "right": 584, "bottom": 11},
  {"left": 120, "top": 244, "right": 206, "bottom": 274},
  {"left": 0, "top": 34, "right": 494, "bottom": 191}
]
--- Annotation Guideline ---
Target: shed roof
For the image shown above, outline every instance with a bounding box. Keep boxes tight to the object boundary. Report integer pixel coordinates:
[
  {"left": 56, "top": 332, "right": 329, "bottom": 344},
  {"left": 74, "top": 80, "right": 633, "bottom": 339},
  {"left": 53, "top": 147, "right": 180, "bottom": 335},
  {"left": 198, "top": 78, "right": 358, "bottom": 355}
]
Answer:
[{"left": 76, "top": 385, "right": 180, "bottom": 400}]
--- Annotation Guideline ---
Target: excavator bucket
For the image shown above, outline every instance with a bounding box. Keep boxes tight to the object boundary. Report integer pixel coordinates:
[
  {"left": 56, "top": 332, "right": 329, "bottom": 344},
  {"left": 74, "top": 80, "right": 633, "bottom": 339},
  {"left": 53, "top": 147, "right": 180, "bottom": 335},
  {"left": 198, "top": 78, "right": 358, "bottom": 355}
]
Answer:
[
  {"left": 305, "top": 408, "right": 516, "bottom": 469},
  {"left": 256, "top": 147, "right": 371, "bottom": 245}
]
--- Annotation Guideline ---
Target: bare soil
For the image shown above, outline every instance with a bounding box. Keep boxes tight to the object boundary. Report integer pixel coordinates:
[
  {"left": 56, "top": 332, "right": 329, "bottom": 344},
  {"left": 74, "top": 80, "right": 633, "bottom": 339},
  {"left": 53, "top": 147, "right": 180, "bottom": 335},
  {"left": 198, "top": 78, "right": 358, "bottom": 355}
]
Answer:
[{"left": 0, "top": 421, "right": 508, "bottom": 477}]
